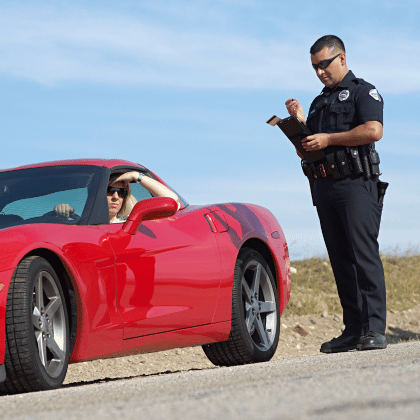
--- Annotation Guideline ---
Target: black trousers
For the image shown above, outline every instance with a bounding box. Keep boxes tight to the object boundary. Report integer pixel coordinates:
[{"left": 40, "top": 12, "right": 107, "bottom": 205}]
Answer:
[{"left": 313, "top": 175, "right": 386, "bottom": 335}]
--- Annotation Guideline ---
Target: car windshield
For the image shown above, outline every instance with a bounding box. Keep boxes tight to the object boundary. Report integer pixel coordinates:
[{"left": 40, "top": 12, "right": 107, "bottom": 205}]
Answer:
[{"left": 0, "top": 165, "right": 102, "bottom": 229}]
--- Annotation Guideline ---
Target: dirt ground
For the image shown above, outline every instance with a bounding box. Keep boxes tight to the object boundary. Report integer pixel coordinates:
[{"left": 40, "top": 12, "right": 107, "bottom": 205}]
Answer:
[{"left": 63, "top": 305, "right": 420, "bottom": 385}]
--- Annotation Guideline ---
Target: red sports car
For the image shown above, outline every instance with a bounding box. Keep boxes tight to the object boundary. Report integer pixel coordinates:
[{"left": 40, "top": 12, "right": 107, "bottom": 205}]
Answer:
[{"left": 0, "top": 159, "right": 290, "bottom": 394}]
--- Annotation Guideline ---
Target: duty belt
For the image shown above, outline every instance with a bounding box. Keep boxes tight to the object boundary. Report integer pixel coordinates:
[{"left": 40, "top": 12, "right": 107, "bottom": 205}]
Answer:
[{"left": 301, "top": 146, "right": 381, "bottom": 181}]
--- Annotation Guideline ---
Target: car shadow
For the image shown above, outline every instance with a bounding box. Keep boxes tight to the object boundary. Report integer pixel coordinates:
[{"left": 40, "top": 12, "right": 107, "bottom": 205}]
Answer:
[{"left": 62, "top": 366, "right": 217, "bottom": 389}]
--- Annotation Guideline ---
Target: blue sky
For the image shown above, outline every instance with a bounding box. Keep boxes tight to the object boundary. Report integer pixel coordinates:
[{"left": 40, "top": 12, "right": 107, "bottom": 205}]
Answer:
[{"left": 1, "top": 0, "right": 419, "bottom": 259}]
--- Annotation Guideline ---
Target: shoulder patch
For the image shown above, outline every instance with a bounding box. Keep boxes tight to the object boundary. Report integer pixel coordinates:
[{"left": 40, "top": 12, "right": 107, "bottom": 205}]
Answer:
[{"left": 369, "top": 89, "right": 381, "bottom": 102}]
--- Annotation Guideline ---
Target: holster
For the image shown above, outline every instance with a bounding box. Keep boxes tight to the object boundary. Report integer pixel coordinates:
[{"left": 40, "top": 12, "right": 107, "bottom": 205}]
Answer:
[{"left": 377, "top": 181, "right": 389, "bottom": 205}]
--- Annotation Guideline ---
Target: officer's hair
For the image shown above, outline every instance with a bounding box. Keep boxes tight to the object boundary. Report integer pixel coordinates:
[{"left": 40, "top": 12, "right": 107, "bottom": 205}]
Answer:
[{"left": 310, "top": 35, "right": 345, "bottom": 55}]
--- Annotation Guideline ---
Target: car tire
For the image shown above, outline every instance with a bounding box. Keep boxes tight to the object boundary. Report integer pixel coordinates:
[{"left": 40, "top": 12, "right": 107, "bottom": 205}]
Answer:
[
  {"left": 0, "top": 256, "right": 70, "bottom": 395},
  {"left": 203, "top": 247, "right": 280, "bottom": 366}
]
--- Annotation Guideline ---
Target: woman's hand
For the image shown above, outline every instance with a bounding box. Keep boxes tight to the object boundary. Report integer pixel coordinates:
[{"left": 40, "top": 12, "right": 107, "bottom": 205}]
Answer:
[
  {"left": 112, "top": 171, "right": 139, "bottom": 184},
  {"left": 54, "top": 203, "right": 74, "bottom": 219}
]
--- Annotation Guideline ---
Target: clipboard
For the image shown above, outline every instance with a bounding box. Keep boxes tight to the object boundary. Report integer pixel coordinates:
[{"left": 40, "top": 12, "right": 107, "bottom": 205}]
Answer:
[{"left": 267, "top": 115, "right": 325, "bottom": 163}]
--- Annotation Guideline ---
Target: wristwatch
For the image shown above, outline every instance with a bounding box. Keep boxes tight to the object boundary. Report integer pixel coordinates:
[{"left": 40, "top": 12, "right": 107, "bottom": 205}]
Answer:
[{"left": 137, "top": 172, "right": 145, "bottom": 182}]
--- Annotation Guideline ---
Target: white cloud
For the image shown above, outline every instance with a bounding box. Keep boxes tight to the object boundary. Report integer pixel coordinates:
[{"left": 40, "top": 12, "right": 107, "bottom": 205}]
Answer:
[
  {"left": 1, "top": 3, "right": 420, "bottom": 93},
  {"left": 0, "top": 7, "right": 309, "bottom": 89}
]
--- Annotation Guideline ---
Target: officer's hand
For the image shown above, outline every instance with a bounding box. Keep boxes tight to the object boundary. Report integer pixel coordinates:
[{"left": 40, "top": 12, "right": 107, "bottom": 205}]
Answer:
[
  {"left": 302, "top": 133, "right": 331, "bottom": 151},
  {"left": 54, "top": 203, "right": 74, "bottom": 219},
  {"left": 285, "top": 98, "right": 306, "bottom": 123}
]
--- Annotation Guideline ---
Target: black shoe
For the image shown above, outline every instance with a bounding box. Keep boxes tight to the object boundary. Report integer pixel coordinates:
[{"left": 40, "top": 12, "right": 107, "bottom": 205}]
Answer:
[
  {"left": 320, "top": 333, "right": 362, "bottom": 353},
  {"left": 359, "top": 332, "right": 387, "bottom": 351}
]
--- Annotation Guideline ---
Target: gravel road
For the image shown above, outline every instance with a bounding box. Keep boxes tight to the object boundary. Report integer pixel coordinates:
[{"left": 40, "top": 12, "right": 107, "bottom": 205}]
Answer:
[
  {"left": 62, "top": 305, "right": 420, "bottom": 384},
  {"left": 1, "top": 341, "right": 420, "bottom": 420}
]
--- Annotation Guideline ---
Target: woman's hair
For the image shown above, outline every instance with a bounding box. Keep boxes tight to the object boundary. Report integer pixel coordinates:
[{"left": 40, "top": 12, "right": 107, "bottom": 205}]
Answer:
[{"left": 108, "top": 174, "right": 132, "bottom": 217}]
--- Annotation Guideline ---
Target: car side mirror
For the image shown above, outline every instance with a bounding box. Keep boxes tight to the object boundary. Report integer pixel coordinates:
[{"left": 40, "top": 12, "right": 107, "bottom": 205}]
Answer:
[{"left": 122, "top": 197, "right": 177, "bottom": 235}]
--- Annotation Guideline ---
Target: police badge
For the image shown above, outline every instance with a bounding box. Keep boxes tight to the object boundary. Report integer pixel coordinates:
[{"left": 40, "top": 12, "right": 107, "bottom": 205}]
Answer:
[{"left": 338, "top": 90, "right": 350, "bottom": 101}]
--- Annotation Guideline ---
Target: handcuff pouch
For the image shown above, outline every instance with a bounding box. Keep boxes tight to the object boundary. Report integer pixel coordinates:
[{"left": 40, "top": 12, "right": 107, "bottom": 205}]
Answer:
[
  {"left": 325, "top": 153, "right": 341, "bottom": 179},
  {"left": 336, "top": 150, "right": 352, "bottom": 178}
]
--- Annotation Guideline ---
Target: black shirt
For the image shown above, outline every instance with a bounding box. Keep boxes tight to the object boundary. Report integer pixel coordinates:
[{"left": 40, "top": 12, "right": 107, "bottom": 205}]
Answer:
[{"left": 306, "top": 71, "right": 384, "bottom": 148}]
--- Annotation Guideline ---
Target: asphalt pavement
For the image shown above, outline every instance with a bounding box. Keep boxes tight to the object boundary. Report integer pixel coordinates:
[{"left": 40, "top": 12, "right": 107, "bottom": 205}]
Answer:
[{"left": 1, "top": 341, "right": 420, "bottom": 420}]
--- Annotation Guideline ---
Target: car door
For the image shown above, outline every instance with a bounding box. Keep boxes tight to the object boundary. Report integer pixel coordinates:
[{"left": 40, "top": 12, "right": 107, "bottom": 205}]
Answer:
[{"left": 104, "top": 205, "right": 223, "bottom": 339}]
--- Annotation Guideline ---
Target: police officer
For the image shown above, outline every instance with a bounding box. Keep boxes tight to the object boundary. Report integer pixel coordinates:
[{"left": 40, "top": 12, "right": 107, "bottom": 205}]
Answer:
[{"left": 285, "top": 35, "right": 387, "bottom": 353}]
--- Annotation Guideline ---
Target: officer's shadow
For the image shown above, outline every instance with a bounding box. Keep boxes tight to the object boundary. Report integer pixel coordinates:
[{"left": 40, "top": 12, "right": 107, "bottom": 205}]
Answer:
[{"left": 386, "top": 326, "right": 420, "bottom": 344}]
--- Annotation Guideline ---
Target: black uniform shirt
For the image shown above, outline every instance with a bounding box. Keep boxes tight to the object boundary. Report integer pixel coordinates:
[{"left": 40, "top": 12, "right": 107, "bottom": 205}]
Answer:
[{"left": 306, "top": 71, "right": 384, "bottom": 154}]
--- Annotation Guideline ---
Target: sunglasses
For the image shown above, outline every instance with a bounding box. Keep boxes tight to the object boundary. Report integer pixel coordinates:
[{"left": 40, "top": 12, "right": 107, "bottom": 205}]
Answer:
[
  {"left": 107, "top": 186, "right": 128, "bottom": 198},
  {"left": 312, "top": 53, "right": 341, "bottom": 70}
]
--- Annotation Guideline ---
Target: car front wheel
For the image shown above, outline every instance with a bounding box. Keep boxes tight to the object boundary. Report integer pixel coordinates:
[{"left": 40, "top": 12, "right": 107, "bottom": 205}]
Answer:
[
  {"left": 0, "top": 256, "right": 70, "bottom": 395},
  {"left": 203, "top": 247, "right": 280, "bottom": 366}
]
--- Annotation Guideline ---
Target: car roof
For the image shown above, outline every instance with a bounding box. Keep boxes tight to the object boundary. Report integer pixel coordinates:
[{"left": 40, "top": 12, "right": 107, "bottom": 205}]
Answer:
[{"left": 0, "top": 159, "right": 147, "bottom": 173}]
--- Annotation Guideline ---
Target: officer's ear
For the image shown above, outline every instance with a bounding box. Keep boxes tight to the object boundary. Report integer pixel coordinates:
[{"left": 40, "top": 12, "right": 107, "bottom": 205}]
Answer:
[{"left": 339, "top": 52, "right": 346, "bottom": 67}]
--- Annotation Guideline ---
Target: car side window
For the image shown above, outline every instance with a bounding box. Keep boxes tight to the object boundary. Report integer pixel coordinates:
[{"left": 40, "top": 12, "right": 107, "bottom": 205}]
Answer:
[
  {"left": 2, "top": 188, "right": 88, "bottom": 221},
  {"left": 130, "top": 182, "right": 153, "bottom": 202}
]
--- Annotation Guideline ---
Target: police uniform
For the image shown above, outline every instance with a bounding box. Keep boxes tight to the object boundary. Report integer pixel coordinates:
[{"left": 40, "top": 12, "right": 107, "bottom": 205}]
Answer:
[{"left": 305, "top": 70, "right": 386, "bottom": 337}]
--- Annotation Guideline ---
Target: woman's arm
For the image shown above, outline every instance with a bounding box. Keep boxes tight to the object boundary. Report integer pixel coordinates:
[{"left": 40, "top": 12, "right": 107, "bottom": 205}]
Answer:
[{"left": 113, "top": 171, "right": 181, "bottom": 209}]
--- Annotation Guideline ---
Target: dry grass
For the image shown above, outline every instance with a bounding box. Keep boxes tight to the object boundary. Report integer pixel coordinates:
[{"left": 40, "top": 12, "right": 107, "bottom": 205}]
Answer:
[{"left": 283, "top": 248, "right": 420, "bottom": 317}]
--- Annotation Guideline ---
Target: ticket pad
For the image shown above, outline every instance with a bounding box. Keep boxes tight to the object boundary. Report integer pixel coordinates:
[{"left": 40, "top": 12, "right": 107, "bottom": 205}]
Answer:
[{"left": 267, "top": 115, "right": 325, "bottom": 163}]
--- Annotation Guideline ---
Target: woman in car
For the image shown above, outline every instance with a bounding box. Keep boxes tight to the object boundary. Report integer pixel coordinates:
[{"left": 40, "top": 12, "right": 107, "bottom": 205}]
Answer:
[{"left": 54, "top": 171, "right": 180, "bottom": 223}]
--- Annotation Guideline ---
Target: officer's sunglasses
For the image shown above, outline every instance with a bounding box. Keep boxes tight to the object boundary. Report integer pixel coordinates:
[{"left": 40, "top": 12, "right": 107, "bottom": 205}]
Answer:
[
  {"left": 312, "top": 53, "right": 341, "bottom": 70},
  {"left": 107, "top": 186, "right": 128, "bottom": 198}
]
